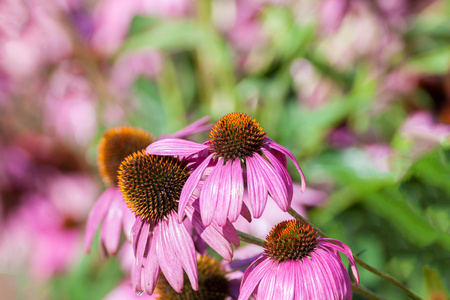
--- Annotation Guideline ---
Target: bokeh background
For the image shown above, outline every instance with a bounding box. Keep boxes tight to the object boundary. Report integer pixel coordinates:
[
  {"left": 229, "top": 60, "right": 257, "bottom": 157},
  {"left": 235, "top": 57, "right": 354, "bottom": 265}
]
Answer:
[{"left": 1, "top": 0, "right": 449, "bottom": 299}]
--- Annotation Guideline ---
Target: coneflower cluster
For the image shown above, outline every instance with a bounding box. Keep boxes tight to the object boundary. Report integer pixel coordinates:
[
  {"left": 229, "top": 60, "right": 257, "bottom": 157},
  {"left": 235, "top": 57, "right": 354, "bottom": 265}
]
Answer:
[{"left": 85, "top": 113, "right": 359, "bottom": 299}]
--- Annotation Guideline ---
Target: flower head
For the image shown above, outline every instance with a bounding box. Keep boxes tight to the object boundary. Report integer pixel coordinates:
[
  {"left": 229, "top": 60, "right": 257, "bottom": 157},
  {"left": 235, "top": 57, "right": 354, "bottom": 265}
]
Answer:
[
  {"left": 146, "top": 112, "right": 306, "bottom": 227},
  {"left": 85, "top": 126, "right": 154, "bottom": 255},
  {"left": 238, "top": 220, "right": 359, "bottom": 300},
  {"left": 118, "top": 151, "right": 239, "bottom": 295}
]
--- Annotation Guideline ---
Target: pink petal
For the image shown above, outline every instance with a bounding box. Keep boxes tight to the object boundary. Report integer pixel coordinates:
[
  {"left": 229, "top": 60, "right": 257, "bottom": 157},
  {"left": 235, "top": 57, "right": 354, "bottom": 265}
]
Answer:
[
  {"left": 319, "top": 238, "right": 359, "bottom": 286},
  {"left": 228, "top": 158, "right": 244, "bottom": 223},
  {"left": 275, "top": 262, "right": 295, "bottom": 300},
  {"left": 215, "top": 159, "right": 232, "bottom": 226},
  {"left": 257, "top": 262, "right": 278, "bottom": 300},
  {"left": 134, "top": 220, "right": 151, "bottom": 294},
  {"left": 187, "top": 204, "right": 234, "bottom": 262},
  {"left": 143, "top": 233, "right": 160, "bottom": 295},
  {"left": 265, "top": 138, "right": 306, "bottom": 193},
  {"left": 238, "top": 256, "right": 273, "bottom": 300},
  {"left": 167, "top": 213, "right": 198, "bottom": 290},
  {"left": 84, "top": 187, "right": 115, "bottom": 253},
  {"left": 252, "top": 152, "right": 289, "bottom": 211},
  {"left": 100, "top": 190, "right": 124, "bottom": 255},
  {"left": 200, "top": 158, "right": 223, "bottom": 226},
  {"left": 178, "top": 153, "right": 214, "bottom": 222},
  {"left": 240, "top": 201, "right": 252, "bottom": 222},
  {"left": 146, "top": 139, "right": 209, "bottom": 156},
  {"left": 161, "top": 116, "right": 211, "bottom": 139},
  {"left": 155, "top": 220, "right": 184, "bottom": 292},
  {"left": 246, "top": 155, "right": 268, "bottom": 218},
  {"left": 262, "top": 148, "right": 293, "bottom": 202}
]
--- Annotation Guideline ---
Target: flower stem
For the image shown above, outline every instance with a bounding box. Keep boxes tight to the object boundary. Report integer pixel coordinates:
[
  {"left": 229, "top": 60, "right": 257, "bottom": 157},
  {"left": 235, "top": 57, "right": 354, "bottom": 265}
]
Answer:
[
  {"left": 237, "top": 230, "right": 265, "bottom": 248},
  {"left": 287, "top": 208, "right": 423, "bottom": 300}
]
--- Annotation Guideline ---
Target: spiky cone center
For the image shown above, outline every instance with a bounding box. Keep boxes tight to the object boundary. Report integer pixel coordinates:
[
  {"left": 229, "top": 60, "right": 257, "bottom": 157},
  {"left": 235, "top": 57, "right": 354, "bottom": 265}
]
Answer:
[
  {"left": 264, "top": 220, "right": 319, "bottom": 262},
  {"left": 98, "top": 126, "right": 154, "bottom": 186},
  {"left": 118, "top": 151, "right": 190, "bottom": 222},
  {"left": 209, "top": 112, "right": 266, "bottom": 161},
  {"left": 156, "top": 255, "right": 230, "bottom": 299}
]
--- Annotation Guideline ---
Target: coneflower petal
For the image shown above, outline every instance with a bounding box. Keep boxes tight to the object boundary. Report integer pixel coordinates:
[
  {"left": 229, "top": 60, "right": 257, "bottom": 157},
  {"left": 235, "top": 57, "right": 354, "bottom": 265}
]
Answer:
[
  {"left": 100, "top": 190, "right": 124, "bottom": 255},
  {"left": 258, "top": 261, "right": 278, "bottom": 300},
  {"left": 178, "top": 153, "right": 214, "bottom": 222},
  {"left": 262, "top": 148, "right": 293, "bottom": 203},
  {"left": 143, "top": 234, "right": 159, "bottom": 295},
  {"left": 200, "top": 157, "right": 223, "bottom": 226},
  {"left": 265, "top": 138, "right": 306, "bottom": 193},
  {"left": 276, "top": 261, "right": 295, "bottom": 300},
  {"left": 167, "top": 213, "right": 198, "bottom": 291},
  {"left": 228, "top": 158, "right": 244, "bottom": 223},
  {"left": 252, "top": 152, "right": 289, "bottom": 212},
  {"left": 215, "top": 159, "right": 232, "bottom": 227},
  {"left": 238, "top": 256, "right": 273, "bottom": 300},
  {"left": 155, "top": 220, "right": 184, "bottom": 293},
  {"left": 246, "top": 155, "right": 268, "bottom": 218},
  {"left": 84, "top": 187, "right": 115, "bottom": 253},
  {"left": 146, "top": 138, "right": 209, "bottom": 156}
]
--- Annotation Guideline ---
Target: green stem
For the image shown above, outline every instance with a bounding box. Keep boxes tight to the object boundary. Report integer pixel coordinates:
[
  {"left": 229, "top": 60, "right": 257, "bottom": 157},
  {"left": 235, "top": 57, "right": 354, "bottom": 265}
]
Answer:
[
  {"left": 287, "top": 208, "right": 423, "bottom": 300},
  {"left": 237, "top": 230, "right": 265, "bottom": 248}
]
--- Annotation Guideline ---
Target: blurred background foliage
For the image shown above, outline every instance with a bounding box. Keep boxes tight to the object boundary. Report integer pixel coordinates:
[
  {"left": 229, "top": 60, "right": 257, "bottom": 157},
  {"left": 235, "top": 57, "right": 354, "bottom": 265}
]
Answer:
[{"left": 1, "top": 0, "right": 450, "bottom": 299}]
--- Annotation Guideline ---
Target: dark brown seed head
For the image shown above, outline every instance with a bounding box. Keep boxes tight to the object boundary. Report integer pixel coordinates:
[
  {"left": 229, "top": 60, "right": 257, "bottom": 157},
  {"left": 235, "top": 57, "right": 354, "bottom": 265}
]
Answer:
[
  {"left": 264, "top": 220, "right": 318, "bottom": 262},
  {"left": 209, "top": 112, "right": 266, "bottom": 161},
  {"left": 118, "top": 151, "right": 190, "bottom": 222},
  {"left": 156, "top": 255, "right": 230, "bottom": 299},
  {"left": 98, "top": 126, "right": 154, "bottom": 186}
]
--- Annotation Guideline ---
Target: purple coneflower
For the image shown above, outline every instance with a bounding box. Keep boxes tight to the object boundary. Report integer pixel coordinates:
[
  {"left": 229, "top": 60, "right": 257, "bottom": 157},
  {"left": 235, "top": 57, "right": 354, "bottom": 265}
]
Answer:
[
  {"left": 85, "top": 118, "right": 211, "bottom": 256},
  {"left": 146, "top": 112, "right": 306, "bottom": 227},
  {"left": 238, "top": 220, "right": 359, "bottom": 300},
  {"left": 118, "top": 151, "right": 239, "bottom": 295},
  {"left": 85, "top": 126, "right": 153, "bottom": 256}
]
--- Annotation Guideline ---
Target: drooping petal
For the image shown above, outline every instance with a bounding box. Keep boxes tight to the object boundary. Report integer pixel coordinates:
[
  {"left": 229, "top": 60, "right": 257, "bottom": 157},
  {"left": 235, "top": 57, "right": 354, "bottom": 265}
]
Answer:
[
  {"left": 186, "top": 204, "right": 234, "bottom": 262},
  {"left": 84, "top": 187, "right": 115, "bottom": 253},
  {"left": 228, "top": 158, "right": 244, "bottom": 223},
  {"left": 167, "top": 213, "right": 198, "bottom": 290},
  {"left": 120, "top": 198, "right": 135, "bottom": 241},
  {"left": 161, "top": 116, "right": 211, "bottom": 139},
  {"left": 265, "top": 138, "right": 306, "bottom": 193},
  {"left": 319, "top": 238, "right": 359, "bottom": 286},
  {"left": 155, "top": 220, "right": 184, "bottom": 293},
  {"left": 100, "top": 192, "right": 123, "bottom": 256},
  {"left": 178, "top": 153, "right": 214, "bottom": 222},
  {"left": 143, "top": 232, "right": 160, "bottom": 295},
  {"left": 252, "top": 152, "right": 288, "bottom": 212},
  {"left": 146, "top": 139, "right": 209, "bottom": 156},
  {"left": 215, "top": 159, "right": 233, "bottom": 226},
  {"left": 246, "top": 155, "right": 268, "bottom": 218},
  {"left": 200, "top": 157, "right": 223, "bottom": 226},
  {"left": 238, "top": 256, "right": 273, "bottom": 300},
  {"left": 134, "top": 219, "right": 151, "bottom": 294},
  {"left": 262, "top": 148, "right": 293, "bottom": 203}
]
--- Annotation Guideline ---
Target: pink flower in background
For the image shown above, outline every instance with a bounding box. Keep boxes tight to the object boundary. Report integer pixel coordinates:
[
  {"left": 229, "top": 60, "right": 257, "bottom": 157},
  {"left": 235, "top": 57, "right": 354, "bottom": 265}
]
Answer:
[
  {"left": 238, "top": 220, "right": 359, "bottom": 300},
  {"left": 146, "top": 112, "right": 306, "bottom": 227},
  {"left": 319, "top": 0, "right": 349, "bottom": 34},
  {"left": 44, "top": 61, "right": 97, "bottom": 147}
]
